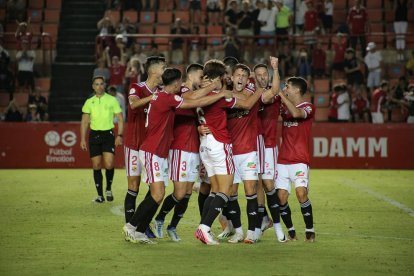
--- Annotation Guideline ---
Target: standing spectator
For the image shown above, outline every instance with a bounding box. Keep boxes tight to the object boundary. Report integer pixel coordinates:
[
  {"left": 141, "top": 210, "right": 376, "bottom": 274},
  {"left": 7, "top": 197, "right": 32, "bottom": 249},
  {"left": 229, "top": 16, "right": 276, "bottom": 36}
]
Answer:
[
  {"left": 274, "top": 0, "right": 293, "bottom": 47},
  {"left": 322, "top": 0, "right": 333, "bottom": 33},
  {"left": 393, "top": 0, "right": 411, "bottom": 61},
  {"left": 97, "top": 12, "right": 116, "bottom": 56},
  {"left": 15, "top": 20, "right": 33, "bottom": 50},
  {"left": 170, "top": 18, "right": 188, "bottom": 64},
  {"left": 116, "top": 16, "right": 137, "bottom": 49},
  {"left": 28, "top": 88, "right": 48, "bottom": 121},
  {"left": 252, "top": 0, "right": 263, "bottom": 43},
  {"left": 311, "top": 41, "right": 326, "bottom": 77},
  {"left": 279, "top": 44, "right": 295, "bottom": 79},
  {"left": 370, "top": 80, "right": 389, "bottom": 124},
  {"left": 328, "top": 85, "right": 339, "bottom": 122},
  {"left": 352, "top": 89, "right": 370, "bottom": 122},
  {"left": 294, "top": 0, "right": 308, "bottom": 34},
  {"left": 93, "top": 58, "right": 110, "bottom": 84},
  {"left": 401, "top": 84, "right": 414, "bottom": 123},
  {"left": 125, "top": 58, "right": 143, "bottom": 89},
  {"left": 225, "top": 0, "right": 239, "bottom": 31},
  {"left": 303, "top": 0, "right": 321, "bottom": 49},
  {"left": 189, "top": 0, "right": 202, "bottom": 25},
  {"left": 128, "top": 43, "right": 147, "bottom": 67},
  {"left": 347, "top": 0, "right": 369, "bottom": 56},
  {"left": 238, "top": 0, "right": 254, "bottom": 62},
  {"left": 223, "top": 27, "right": 241, "bottom": 61},
  {"left": 257, "top": 0, "right": 277, "bottom": 58},
  {"left": 336, "top": 84, "right": 350, "bottom": 122},
  {"left": 364, "top": 42, "right": 382, "bottom": 92},
  {"left": 108, "top": 85, "right": 126, "bottom": 123},
  {"left": 16, "top": 41, "right": 36, "bottom": 93},
  {"left": 296, "top": 48, "right": 311, "bottom": 83},
  {"left": 344, "top": 47, "right": 364, "bottom": 93},
  {"left": 331, "top": 33, "right": 347, "bottom": 78},
  {"left": 105, "top": 45, "right": 127, "bottom": 94},
  {"left": 4, "top": 99, "right": 23, "bottom": 122},
  {"left": 206, "top": 0, "right": 222, "bottom": 25}
]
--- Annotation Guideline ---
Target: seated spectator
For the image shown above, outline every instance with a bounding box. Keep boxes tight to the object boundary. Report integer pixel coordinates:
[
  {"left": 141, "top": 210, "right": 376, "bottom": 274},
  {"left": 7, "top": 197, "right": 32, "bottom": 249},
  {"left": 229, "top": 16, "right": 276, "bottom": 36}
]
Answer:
[
  {"left": 7, "top": 0, "right": 26, "bottom": 21},
  {"left": 28, "top": 88, "right": 48, "bottom": 121},
  {"left": 26, "top": 103, "right": 41, "bottom": 122},
  {"left": 364, "top": 42, "right": 382, "bottom": 92},
  {"left": 370, "top": 80, "right": 389, "bottom": 124},
  {"left": 328, "top": 84, "right": 339, "bottom": 122},
  {"left": 331, "top": 32, "right": 347, "bottom": 78},
  {"left": 352, "top": 90, "right": 370, "bottom": 122},
  {"left": 296, "top": 48, "right": 311, "bottom": 83},
  {"left": 207, "top": 0, "right": 222, "bottom": 25},
  {"left": 105, "top": 45, "right": 126, "bottom": 94},
  {"left": 344, "top": 47, "right": 364, "bottom": 93},
  {"left": 336, "top": 84, "right": 351, "bottom": 122},
  {"left": 107, "top": 85, "right": 125, "bottom": 123},
  {"left": 223, "top": 27, "right": 241, "bottom": 62},
  {"left": 15, "top": 20, "right": 33, "bottom": 50},
  {"left": 16, "top": 41, "right": 36, "bottom": 93},
  {"left": 170, "top": 18, "right": 188, "bottom": 64},
  {"left": 311, "top": 41, "right": 326, "bottom": 77},
  {"left": 4, "top": 99, "right": 23, "bottom": 122}
]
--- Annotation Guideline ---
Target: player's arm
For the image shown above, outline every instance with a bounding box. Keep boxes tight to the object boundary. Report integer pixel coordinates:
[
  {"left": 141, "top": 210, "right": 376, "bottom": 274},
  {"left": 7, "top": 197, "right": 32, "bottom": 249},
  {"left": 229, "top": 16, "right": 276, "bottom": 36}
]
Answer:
[
  {"left": 114, "top": 112, "right": 124, "bottom": 146},
  {"left": 80, "top": 113, "right": 90, "bottom": 150},
  {"left": 262, "top": 56, "right": 281, "bottom": 103},
  {"left": 233, "top": 88, "right": 263, "bottom": 110},
  {"left": 129, "top": 94, "right": 153, "bottom": 109},
  {"left": 279, "top": 93, "right": 307, "bottom": 119},
  {"left": 182, "top": 78, "right": 222, "bottom": 100},
  {"left": 180, "top": 90, "right": 232, "bottom": 109}
]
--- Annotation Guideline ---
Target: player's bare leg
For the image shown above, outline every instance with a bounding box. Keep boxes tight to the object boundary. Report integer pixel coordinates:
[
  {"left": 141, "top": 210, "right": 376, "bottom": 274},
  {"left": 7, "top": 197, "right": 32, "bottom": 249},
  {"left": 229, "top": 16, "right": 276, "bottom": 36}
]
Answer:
[
  {"left": 102, "top": 152, "right": 115, "bottom": 201},
  {"left": 278, "top": 189, "right": 297, "bottom": 241},
  {"left": 295, "top": 186, "right": 315, "bottom": 242},
  {"left": 91, "top": 155, "right": 104, "bottom": 203}
]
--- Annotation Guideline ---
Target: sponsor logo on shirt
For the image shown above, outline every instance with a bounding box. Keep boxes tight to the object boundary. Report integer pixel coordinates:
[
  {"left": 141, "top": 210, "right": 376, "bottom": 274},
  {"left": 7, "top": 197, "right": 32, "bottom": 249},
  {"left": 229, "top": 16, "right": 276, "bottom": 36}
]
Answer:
[
  {"left": 174, "top": 95, "right": 182, "bottom": 102},
  {"left": 283, "top": 121, "right": 299, "bottom": 127},
  {"left": 295, "top": 170, "right": 305, "bottom": 177},
  {"left": 129, "top": 88, "right": 136, "bottom": 95}
]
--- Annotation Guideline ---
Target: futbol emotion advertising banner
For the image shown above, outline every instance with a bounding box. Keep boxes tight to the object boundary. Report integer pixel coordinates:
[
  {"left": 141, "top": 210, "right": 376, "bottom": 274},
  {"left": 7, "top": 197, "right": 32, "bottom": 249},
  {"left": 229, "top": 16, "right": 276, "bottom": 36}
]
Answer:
[{"left": 0, "top": 123, "right": 413, "bottom": 169}]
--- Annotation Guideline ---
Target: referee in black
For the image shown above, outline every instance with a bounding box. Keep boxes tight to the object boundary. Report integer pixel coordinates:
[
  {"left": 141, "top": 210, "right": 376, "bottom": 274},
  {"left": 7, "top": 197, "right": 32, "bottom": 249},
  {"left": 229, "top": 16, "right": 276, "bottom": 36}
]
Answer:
[{"left": 80, "top": 76, "right": 124, "bottom": 203}]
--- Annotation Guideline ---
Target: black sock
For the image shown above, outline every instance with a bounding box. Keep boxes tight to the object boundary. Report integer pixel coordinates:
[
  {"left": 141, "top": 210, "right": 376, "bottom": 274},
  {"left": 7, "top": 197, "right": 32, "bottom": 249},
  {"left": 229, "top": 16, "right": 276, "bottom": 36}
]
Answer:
[
  {"left": 266, "top": 189, "right": 281, "bottom": 223},
  {"left": 200, "top": 193, "right": 215, "bottom": 223},
  {"left": 227, "top": 196, "right": 242, "bottom": 228},
  {"left": 124, "top": 189, "right": 138, "bottom": 223},
  {"left": 169, "top": 193, "right": 191, "bottom": 228},
  {"left": 280, "top": 202, "right": 293, "bottom": 229},
  {"left": 257, "top": 205, "right": 265, "bottom": 229},
  {"left": 155, "top": 194, "right": 179, "bottom": 221},
  {"left": 136, "top": 198, "right": 160, "bottom": 233},
  {"left": 129, "top": 194, "right": 159, "bottom": 230},
  {"left": 246, "top": 194, "right": 259, "bottom": 231},
  {"left": 300, "top": 199, "right": 314, "bottom": 230},
  {"left": 263, "top": 206, "right": 269, "bottom": 218},
  {"left": 105, "top": 168, "right": 114, "bottom": 191},
  {"left": 201, "top": 192, "right": 228, "bottom": 227},
  {"left": 93, "top": 169, "right": 103, "bottom": 197},
  {"left": 198, "top": 192, "right": 208, "bottom": 216}
]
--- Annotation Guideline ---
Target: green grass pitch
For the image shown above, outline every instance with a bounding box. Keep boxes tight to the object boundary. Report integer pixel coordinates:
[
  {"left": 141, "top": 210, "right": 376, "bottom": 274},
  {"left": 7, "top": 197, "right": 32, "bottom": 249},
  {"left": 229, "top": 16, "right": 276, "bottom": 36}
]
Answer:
[{"left": 0, "top": 169, "right": 413, "bottom": 275}]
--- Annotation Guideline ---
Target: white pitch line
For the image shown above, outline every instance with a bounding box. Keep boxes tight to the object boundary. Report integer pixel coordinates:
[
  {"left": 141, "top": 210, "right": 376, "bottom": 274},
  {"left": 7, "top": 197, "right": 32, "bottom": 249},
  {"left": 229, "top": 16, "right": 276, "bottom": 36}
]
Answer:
[
  {"left": 110, "top": 205, "right": 124, "bottom": 216},
  {"left": 340, "top": 179, "right": 414, "bottom": 218},
  {"left": 318, "top": 232, "right": 414, "bottom": 241}
]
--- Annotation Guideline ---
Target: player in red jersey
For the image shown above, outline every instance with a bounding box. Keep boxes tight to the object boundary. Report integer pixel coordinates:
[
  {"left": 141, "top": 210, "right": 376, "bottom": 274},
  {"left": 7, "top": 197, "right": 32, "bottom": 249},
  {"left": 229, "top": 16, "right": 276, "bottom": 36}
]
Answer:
[
  {"left": 123, "top": 68, "right": 229, "bottom": 244},
  {"left": 152, "top": 63, "right": 222, "bottom": 241},
  {"left": 123, "top": 56, "right": 166, "bottom": 223},
  {"left": 276, "top": 76, "right": 316, "bottom": 242}
]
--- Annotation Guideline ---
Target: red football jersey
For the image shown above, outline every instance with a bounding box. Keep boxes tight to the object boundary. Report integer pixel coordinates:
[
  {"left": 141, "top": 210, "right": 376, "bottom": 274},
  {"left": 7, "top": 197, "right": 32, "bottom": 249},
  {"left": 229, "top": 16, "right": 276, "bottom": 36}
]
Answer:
[
  {"left": 197, "top": 91, "right": 236, "bottom": 144},
  {"left": 278, "top": 102, "right": 315, "bottom": 165},
  {"left": 259, "top": 95, "right": 281, "bottom": 148},
  {"left": 140, "top": 90, "right": 184, "bottom": 158},
  {"left": 304, "top": 10, "right": 319, "bottom": 31},
  {"left": 347, "top": 6, "right": 368, "bottom": 35},
  {"left": 109, "top": 64, "right": 126, "bottom": 86},
  {"left": 170, "top": 85, "right": 199, "bottom": 153},
  {"left": 370, "top": 88, "right": 387, "bottom": 113},
  {"left": 328, "top": 92, "right": 338, "bottom": 119},
  {"left": 124, "top": 82, "right": 158, "bottom": 150}
]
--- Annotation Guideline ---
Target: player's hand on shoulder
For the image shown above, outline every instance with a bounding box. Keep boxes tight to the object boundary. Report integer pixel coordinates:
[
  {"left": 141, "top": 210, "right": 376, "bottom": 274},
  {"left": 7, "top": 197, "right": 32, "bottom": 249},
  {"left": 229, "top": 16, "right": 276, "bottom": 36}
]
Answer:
[{"left": 220, "top": 89, "right": 233, "bottom": 99}]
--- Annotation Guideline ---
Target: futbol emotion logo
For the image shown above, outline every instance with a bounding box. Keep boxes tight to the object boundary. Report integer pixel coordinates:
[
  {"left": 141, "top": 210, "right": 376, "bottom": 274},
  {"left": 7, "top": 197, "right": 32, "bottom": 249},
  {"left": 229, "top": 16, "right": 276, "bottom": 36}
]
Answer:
[{"left": 44, "top": 130, "right": 77, "bottom": 147}]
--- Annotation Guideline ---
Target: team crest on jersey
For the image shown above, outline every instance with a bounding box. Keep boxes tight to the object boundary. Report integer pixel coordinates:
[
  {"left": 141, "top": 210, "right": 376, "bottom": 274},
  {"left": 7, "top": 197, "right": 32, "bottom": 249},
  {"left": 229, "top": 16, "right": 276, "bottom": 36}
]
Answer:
[
  {"left": 129, "top": 88, "right": 136, "bottom": 95},
  {"left": 132, "top": 165, "right": 137, "bottom": 172},
  {"left": 181, "top": 172, "right": 187, "bottom": 178},
  {"left": 155, "top": 172, "right": 160, "bottom": 177},
  {"left": 246, "top": 82, "right": 255, "bottom": 91},
  {"left": 295, "top": 171, "right": 305, "bottom": 177},
  {"left": 174, "top": 95, "right": 182, "bottom": 102},
  {"left": 181, "top": 87, "right": 190, "bottom": 93}
]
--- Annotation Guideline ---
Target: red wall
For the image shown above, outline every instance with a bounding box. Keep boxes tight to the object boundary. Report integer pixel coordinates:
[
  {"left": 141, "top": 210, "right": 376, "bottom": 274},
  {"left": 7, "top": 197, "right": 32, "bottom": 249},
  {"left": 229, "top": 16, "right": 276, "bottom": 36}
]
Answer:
[{"left": 0, "top": 122, "right": 413, "bottom": 169}]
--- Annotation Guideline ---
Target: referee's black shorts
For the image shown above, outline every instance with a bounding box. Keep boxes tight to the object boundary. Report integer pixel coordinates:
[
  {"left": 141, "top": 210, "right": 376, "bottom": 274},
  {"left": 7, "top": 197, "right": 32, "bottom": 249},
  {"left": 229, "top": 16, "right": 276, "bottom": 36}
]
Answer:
[{"left": 88, "top": 129, "right": 115, "bottom": 158}]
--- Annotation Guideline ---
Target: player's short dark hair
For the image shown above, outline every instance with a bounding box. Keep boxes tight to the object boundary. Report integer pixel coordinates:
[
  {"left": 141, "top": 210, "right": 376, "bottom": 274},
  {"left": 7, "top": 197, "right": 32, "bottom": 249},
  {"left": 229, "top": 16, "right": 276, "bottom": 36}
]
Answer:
[
  {"left": 253, "top": 63, "right": 268, "bottom": 72},
  {"left": 203, "top": 59, "right": 226, "bottom": 80},
  {"left": 380, "top": 80, "right": 389, "bottom": 88},
  {"left": 233, "top": 63, "right": 251, "bottom": 76},
  {"left": 92, "top": 75, "right": 105, "bottom": 83},
  {"left": 162, "top": 68, "right": 182, "bottom": 86},
  {"left": 145, "top": 56, "right": 166, "bottom": 73},
  {"left": 287, "top": 76, "right": 308, "bottom": 95},
  {"left": 186, "top": 63, "right": 204, "bottom": 75},
  {"left": 223, "top": 56, "right": 239, "bottom": 70},
  {"left": 333, "top": 83, "right": 347, "bottom": 92}
]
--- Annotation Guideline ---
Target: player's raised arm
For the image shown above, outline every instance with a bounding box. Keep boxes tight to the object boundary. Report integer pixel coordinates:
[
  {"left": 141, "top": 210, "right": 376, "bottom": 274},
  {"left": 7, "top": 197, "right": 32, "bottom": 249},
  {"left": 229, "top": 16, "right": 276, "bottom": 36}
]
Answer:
[
  {"left": 262, "top": 56, "right": 280, "bottom": 103},
  {"left": 279, "top": 78, "right": 309, "bottom": 119}
]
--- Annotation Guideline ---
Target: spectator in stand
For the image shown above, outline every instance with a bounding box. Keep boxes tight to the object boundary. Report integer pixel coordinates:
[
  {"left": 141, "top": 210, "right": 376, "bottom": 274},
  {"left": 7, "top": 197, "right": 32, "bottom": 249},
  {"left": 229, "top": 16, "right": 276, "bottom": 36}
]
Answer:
[
  {"left": 189, "top": 0, "right": 202, "bottom": 25},
  {"left": 303, "top": 0, "right": 321, "bottom": 50},
  {"left": 331, "top": 33, "right": 347, "bottom": 78},
  {"left": 170, "top": 18, "right": 188, "bottom": 64},
  {"left": 6, "top": 0, "right": 26, "bottom": 21},
  {"left": 401, "top": 84, "right": 414, "bottom": 123},
  {"left": 93, "top": 58, "right": 110, "bottom": 85},
  {"left": 225, "top": 0, "right": 239, "bottom": 32},
  {"left": 106, "top": 34, "right": 126, "bottom": 60},
  {"left": 252, "top": 0, "right": 263, "bottom": 44},
  {"left": 0, "top": 57, "right": 15, "bottom": 95},
  {"left": 0, "top": 40, "right": 10, "bottom": 66},
  {"left": 322, "top": 0, "right": 333, "bottom": 34},
  {"left": 328, "top": 84, "right": 339, "bottom": 122},
  {"left": 105, "top": 45, "right": 126, "bottom": 94},
  {"left": 128, "top": 42, "right": 147, "bottom": 67},
  {"left": 107, "top": 85, "right": 125, "bottom": 123},
  {"left": 238, "top": 0, "right": 254, "bottom": 62},
  {"left": 336, "top": 83, "right": 351, "bottom": 122},
  {"left": 274, "top": 0, "right": 293, "bottom": 47},
  {"left": 406, "top": 50, "right": 414, "bottom": 76},
  {"left": 344, "top": 47, "right": 364, "bottom": 94},
  {"left": 223, "top": 27, "right": 241, "bottom": 61},
  {"left": 370, "top": 80, "right": 389, "bottom": 124},
  {"left": 311, "top": 41, "right": 326, "bottom": 77},
  {"left": 4, "top": 99, "right": 23, "bottom": 122},
  {"left": 189, "top": 25, "right": 202, "bottom": 63},
  {"left": 294, "top": 0, "right": 308, "bottom": 34},
  {"left": 28, "top": 87, "right": 48, "bottom": 121},
  {"left": 279, "top": 44, "right": 295, "bottom": 79},
  {"left": 15, "top": 19, "right": 33, "bottom": 50},
  {"left": 351, "top": 89, "right": 370, "bottom": 122},
  {"left": 257, "top": 0, "right": 277, "bottom": 59},
  {"left": 207, "top": 0, "right": 222, "bottom": 25},
  {"left": 26, "top": 103, "right": 41, "bottom": 122},
  {"left": 391, "top": 76, "right": 408, "bottom": 102},
  {"left": 296, "top": 48, "right": 312, "bottom": 83},
  {"left": 393, "top": 0, "right": 411, "bottom": 62},
  {"left": 97, "top": 12, "right": 116, "bottom": 55},
  {"left": 347, "top": 0, "right": 369, "bottom": 56},
  {"left": 364, "top": 42, "right": 382, "bottom": 92},
  {"left": 125, "top": 57, "right": 143, "bottom": 89},
  {"left": 16, "top": 41, "right": 35, "bottom": 93},
  {"left": 116, "top": 16, "right": 137, "bottom": 49}
]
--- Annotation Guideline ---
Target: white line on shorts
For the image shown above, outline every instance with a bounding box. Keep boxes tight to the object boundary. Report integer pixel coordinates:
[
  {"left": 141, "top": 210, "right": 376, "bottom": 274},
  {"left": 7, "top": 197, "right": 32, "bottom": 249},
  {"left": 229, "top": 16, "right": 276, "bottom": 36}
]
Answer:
[
  {"left": 341, "top": 179, "right": 414, "bottom": 218},
  {"left": 319, "top": 232, "right": 414, "bottom": 241}
]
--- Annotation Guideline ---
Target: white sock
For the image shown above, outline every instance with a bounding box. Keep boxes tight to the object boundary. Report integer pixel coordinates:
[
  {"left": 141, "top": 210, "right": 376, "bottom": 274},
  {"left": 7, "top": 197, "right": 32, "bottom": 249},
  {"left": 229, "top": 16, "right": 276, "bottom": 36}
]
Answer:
[
  {"left": 274, "top": 223, "right": 285, "bottom": 240},
  {"left": 235, "top": 227, "right": 243, "bottom": 235},
  {"left": 200, "top": 224, "right": 210, "bottom": 232}
]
